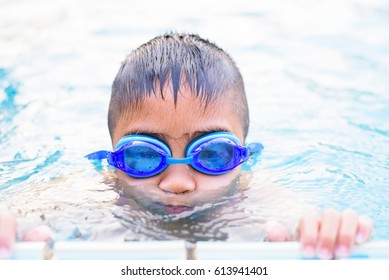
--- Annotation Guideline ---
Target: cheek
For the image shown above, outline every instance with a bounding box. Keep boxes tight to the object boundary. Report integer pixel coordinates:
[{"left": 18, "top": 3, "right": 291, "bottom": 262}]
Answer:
[
  {"left": 194, "top": 168, "right": 241, "bottom": 191},
  {"left": 116, "top": 171, "right": 163, "bottom": 205},
  {"left": 116, "top": 170, "right": 159, "bottom": 188}
]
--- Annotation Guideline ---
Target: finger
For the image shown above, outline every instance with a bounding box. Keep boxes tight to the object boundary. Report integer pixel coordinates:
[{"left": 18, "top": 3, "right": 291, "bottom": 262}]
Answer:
[
  {"left": 297, "top": 214, "right": 319, "bottom": 258},
  {"left": 23, "top": 225, "right": 52, "bottom": 242},
  {"left": 355, "top": 215, "right": 373, "bottom": 244},
  {"left": 317, "top": 209, "right": 341, "bottom": 259},
  {"left": 0, "top": 213, "right": 17, "bottom": 259},
  {"left": 335, "top": 209, "right": 358, "bottom": 258},
  {"left": 265, "top": 221, "right": 290, "bottom": 242}
]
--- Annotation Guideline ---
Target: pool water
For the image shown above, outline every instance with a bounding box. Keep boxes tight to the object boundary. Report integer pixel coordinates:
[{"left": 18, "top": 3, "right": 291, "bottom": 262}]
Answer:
[{"left": 0, "top": 0, "right": 388, "bottom": 242}]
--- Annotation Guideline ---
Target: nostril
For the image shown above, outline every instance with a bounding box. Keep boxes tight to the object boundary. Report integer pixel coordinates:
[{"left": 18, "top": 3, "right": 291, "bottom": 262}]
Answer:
[
  {"left": 160, "top": 186, "right": 191, "bottom": 195},
  {"left": 162, "top": 189, "right": 188, "bottom": 194},
  {"left": 159, "top": 181, "right": 196, "bottom": 194}
]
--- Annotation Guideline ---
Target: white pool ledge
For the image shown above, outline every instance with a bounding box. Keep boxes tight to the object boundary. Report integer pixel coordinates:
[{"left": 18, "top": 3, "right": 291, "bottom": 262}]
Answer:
[{"left": 11, "top": 241, "right": 389, "bottom": 260}]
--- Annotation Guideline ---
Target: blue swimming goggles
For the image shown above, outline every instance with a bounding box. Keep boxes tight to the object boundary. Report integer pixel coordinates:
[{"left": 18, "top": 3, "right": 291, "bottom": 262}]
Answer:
[{"left": 86, "top": 132, "right": 263, "bottom": 178}]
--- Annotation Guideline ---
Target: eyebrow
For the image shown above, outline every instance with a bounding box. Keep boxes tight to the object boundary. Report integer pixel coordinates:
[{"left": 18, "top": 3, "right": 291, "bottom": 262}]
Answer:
[{"left": 124, "top": 126, "right": 231, "bottom": 140}]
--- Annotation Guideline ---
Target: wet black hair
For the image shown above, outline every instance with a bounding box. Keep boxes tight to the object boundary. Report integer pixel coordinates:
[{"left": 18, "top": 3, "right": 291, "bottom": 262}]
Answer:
[{"left": 108, "top": 33, "right": 249, "bottom": 139}]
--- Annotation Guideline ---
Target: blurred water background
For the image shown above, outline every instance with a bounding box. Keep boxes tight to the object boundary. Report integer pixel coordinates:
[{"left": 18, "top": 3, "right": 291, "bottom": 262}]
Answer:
[{"left": 0, "top": 0, "right": 388, "bottom": 241}]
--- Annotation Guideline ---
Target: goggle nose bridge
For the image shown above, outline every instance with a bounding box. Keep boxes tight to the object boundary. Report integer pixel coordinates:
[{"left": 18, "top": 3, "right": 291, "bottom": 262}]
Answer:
[{"left": 166, "top": 156, "right": 194, "bottom": 165}]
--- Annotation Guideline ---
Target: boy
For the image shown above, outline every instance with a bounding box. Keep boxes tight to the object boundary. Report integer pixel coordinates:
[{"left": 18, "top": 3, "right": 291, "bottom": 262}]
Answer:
[{"left": 0, "top": 33, "right": 372, "bottom": 259}]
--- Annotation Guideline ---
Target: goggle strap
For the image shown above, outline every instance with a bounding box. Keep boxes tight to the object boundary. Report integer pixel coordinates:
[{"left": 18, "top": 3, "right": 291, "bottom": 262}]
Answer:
[
  {"left": 85, "top": 150, "right": 109, "bottom": 160},
  {"left": 247, "top": 143, "right": 264, "bottom": 154}
]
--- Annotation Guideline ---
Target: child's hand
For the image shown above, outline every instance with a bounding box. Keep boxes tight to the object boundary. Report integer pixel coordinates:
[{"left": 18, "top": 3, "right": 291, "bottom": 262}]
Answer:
[
  {"left": 0, "top": 213, "right": 52, "bottom": 259},
  {"left": 265, "top": 209, "right": 373, "bottom": 259},
  {"left": 0, "top": 213, "right": 16, "bottom": 258}
]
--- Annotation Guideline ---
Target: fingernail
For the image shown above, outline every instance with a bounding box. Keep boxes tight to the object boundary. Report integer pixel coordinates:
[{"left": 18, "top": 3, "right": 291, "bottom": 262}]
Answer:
[
  {"left": 356, "top": 233, "right": 366, "bottom": 244},
  {"left": 302, "top": 245, "right": 315, "bottom": 258},
  {"left": 0, "top": 247, "right": 11, "bottom": 259},
  {"left": 335, "top": 245, "right": 349, "bottom": 258},
  {"left": 317, "top": 248, "right": 332, "bottom": 260}
]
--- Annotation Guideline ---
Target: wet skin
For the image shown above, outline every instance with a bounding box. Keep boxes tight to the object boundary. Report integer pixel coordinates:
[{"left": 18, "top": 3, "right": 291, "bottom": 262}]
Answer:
[{"left": 112, "top": 86, "right": 244, "bottom": 215}]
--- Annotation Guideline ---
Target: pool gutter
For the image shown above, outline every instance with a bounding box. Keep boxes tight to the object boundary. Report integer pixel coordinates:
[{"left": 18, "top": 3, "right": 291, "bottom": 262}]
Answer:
[{"left": 10, "top": 240, "right": 389, "bottom": 260}]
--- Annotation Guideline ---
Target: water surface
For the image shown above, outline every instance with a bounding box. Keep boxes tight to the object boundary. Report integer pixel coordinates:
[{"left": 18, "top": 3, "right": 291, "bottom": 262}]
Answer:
[{"left": 0, "top": 0, "right": 388, "bottom": 241}]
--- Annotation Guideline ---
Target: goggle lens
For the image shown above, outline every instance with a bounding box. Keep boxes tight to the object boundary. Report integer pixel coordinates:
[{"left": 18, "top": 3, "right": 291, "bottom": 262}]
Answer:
[
  {"left": 123, "top": 145, "right": 163, "bottom": 173},
  {"left": 196, "top": 142, "right": 234, "bottom": 172}
]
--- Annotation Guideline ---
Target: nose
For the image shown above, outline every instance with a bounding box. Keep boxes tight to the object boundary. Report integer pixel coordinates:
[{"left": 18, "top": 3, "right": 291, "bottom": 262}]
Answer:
[{"left": 158, "top": 164, "right": 196, "bottom": 194}]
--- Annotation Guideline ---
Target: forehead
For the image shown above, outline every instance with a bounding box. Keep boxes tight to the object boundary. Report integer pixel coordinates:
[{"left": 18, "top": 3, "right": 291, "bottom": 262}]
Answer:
[{"left": 112, "top": 88, "right": 244, "bottom": 145}]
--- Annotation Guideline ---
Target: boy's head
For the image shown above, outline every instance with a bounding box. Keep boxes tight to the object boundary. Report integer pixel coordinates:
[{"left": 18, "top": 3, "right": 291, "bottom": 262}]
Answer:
[
  {"left": 108, "top": 33, "right": 249, "bottom": 142},
  {"left": 105, "top": 33, "right": 252, "bottom": 215}
]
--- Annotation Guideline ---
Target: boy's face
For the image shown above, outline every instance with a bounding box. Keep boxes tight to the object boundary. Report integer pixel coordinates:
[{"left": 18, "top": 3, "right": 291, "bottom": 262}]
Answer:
[{"left": 112, "top": 84, "right": 245, "bottom": 216}]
